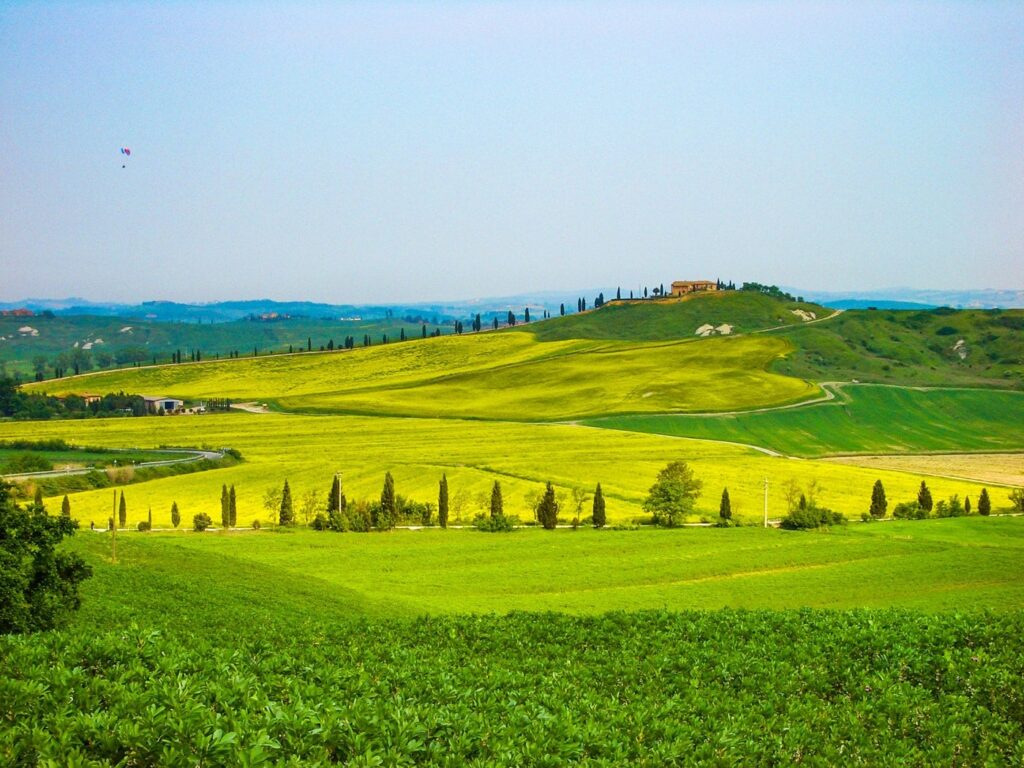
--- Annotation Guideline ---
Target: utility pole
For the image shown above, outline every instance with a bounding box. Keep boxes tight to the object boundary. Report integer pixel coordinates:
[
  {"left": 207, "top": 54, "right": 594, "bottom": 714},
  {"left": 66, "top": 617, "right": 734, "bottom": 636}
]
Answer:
[
  {"left": 763, "top": 477, "right": 769, "bottom": 529},
  {"left": 111, "top": 489, "right": 117, "bottom": 563}
]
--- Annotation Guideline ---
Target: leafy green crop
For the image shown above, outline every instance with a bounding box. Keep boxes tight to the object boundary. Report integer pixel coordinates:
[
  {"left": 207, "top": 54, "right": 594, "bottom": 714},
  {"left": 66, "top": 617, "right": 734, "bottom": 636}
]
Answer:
[{"left": 2, "top": 611, "right": 1022, "bottom": 765}]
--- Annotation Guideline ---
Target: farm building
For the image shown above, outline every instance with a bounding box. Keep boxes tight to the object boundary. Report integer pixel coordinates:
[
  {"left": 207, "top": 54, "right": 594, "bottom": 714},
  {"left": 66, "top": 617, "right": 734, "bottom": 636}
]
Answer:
[
  {"left": 142, "top": 395, "right": 184, "bottom": 414},
  {"left": 671, "top": 280, "right": 718, "bottom": 296}
]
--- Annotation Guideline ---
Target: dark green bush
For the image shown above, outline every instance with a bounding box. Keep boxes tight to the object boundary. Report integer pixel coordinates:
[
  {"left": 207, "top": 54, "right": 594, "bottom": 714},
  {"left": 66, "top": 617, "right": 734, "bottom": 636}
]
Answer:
[
  {"left": 192, "top": 513, "right": 212, "bottom": 531},
  {"left": 474, "top": 513, "right": 517, "bottom": 532},
  {"left": 892, "top": 501, "right": 928, "bottom": 520}
]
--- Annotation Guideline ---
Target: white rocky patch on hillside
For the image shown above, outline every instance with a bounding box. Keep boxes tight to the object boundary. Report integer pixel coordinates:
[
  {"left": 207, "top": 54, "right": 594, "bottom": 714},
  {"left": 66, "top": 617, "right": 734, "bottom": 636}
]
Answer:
[
  {"left": 953, "top": 339, "right": 968, "bottom": 360},
  {"left": 120, "top": 326, "right": 133, "bottom": 333},
  {"left": 18, "top": 326, "right": 39, "bottom": 336},
  {"left": 695, "top": 323, "right": 734, "bottom": 337},
  {"left": 790, "top": 309, "right": 816, "bottom": 322}
]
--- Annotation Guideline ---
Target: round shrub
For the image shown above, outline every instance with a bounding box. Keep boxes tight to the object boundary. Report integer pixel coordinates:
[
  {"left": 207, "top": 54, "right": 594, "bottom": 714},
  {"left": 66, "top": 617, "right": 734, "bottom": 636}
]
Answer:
[{"left": 192, "top": 513, "right": 212, "bottom": 532}]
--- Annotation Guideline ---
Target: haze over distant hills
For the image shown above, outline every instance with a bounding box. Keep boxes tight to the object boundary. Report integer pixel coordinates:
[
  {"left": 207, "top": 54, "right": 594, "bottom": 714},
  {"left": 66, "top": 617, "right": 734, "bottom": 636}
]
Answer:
[{"left": 1, "top": 286, "right": 1021, "bottom": 322}]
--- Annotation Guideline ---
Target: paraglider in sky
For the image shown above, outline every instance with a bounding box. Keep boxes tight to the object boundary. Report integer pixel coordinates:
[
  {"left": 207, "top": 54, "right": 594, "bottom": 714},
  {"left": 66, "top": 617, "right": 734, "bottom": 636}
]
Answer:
[{"left": 120, "top": 147, "right": 131, "bottom": 168}]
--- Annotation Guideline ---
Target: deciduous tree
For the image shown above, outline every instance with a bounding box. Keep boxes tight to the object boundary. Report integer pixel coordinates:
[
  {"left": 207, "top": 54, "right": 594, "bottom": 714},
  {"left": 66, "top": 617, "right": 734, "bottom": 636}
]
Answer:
[
  {"left": 643, "top": 461, "right": 703, "bottom": 527},
  {"left": 0, "top": 480, "right": 91, "bottom": 633}
]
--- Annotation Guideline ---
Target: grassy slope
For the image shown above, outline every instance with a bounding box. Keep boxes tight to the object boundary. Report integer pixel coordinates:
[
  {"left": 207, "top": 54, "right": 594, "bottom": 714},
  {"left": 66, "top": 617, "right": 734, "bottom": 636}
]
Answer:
[
  {"left": 28, "top": 327, "right": 819, "bottom": 420},
  {"left": 529, "top": 292, "right": 828, "bottom": 341},
  {"left": 0, "top": 314, "right": 445, "bottom": 377},
  {"left": 0, "top": 412, "right": 995, "bottom": 528},
  {"left": 772, "top": 307, "right": 1024, "bottom": 389},
  {"left": 588, "top": 385, "right": 1024, "bottom": 457},
  {"left": 66, "top": 519, "right": 1024, "bottom": 621}
]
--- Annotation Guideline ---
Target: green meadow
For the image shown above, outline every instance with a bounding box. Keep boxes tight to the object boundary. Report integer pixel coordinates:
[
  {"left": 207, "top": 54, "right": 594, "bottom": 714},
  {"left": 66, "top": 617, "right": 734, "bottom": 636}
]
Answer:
[
  {"left": 68, "top": 518, "right": 1024, "bottom": 624},
  {"left": 589, "top": 384, "right": 1024, "bottom": 456}
]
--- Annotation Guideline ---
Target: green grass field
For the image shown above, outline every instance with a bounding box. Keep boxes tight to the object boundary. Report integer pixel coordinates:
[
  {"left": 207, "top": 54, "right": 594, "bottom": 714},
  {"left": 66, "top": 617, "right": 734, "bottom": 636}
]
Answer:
[
  {"left": 589, "top": 384, "right": 1024, "bottom": 456},
  {"left": 67, "top": 518, "right": 1024, "bottom": 621},
  {"left": 0, "top": 313, "right": 448, "bottom": 378},
  {"left": 773, "top": 307, "right": 1024, "bottom": 388}
]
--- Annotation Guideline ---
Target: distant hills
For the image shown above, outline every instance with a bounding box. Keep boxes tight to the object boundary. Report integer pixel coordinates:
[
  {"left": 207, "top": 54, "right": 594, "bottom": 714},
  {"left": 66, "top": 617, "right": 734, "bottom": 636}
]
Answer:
[
  {"left": 789, "top": 287, "right": 1024, "bottom": 310},
  {"left": 2, "top": 286, "right": 1021, "bottom": 323}
]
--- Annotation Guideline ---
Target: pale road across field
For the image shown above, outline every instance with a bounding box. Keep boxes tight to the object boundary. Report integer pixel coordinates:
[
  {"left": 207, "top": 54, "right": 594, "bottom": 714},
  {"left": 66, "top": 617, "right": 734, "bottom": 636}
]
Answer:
[{"left": 1, "top": 448, "right": 225, "bottom": 481}]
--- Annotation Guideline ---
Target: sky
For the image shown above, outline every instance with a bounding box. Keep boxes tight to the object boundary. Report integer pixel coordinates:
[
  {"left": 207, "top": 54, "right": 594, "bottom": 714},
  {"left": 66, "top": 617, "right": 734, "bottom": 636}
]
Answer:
[{"left": 2, "top": 1, "right": 1022, "bottom": 303}]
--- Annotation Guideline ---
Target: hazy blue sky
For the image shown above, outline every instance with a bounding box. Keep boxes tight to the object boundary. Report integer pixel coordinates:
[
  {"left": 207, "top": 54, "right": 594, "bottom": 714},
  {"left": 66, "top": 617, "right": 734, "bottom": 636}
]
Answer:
[{"left": 2, "top": 1, "right": 1022, "bottom": 303}]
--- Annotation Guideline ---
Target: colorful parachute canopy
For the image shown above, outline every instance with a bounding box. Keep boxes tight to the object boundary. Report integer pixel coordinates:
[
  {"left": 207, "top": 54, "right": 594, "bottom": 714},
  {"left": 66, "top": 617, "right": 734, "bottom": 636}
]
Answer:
[{"left": 120, "top": 147, "right": 131, "bottom": 156}]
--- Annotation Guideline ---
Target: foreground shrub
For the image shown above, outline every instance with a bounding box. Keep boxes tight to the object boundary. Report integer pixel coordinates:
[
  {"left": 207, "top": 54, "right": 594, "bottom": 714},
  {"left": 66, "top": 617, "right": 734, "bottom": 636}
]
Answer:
[
  {"left": 893, "top": 501, "right": 929, "bottom": 520},
  {"left": 0, "top": 480, "right": 91, "bottom": 634},
  {"left": 192, "top": 513, "right": 212, "bottom": 532},
  {"left": 474, "top": 513, "right": 517, "bottom": 532},
  {"left": 781, "top": 498, "right": 845, "bottom": 530}
]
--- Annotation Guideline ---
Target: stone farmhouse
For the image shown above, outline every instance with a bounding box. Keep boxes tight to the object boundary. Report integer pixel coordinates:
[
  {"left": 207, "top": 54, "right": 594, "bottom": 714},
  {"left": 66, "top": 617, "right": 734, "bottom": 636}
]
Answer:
[{"left": 671, "top": 280, "right": 718, "bottom": 296}]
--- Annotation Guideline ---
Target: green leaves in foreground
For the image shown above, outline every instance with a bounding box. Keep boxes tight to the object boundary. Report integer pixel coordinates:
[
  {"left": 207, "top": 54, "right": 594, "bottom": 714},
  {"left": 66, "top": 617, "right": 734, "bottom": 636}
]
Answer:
[{"left": 2, "top": 610, "right": 1023, "bottom": 765}]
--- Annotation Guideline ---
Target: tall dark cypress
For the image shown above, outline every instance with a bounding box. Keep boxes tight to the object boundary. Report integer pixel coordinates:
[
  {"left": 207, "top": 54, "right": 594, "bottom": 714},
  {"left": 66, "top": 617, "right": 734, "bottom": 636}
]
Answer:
[
  {"left": 978, "top": 488, "right": 991, "bottom": 516},
  {"left": 592, "top": 483, "right": 606, "bottom": 528},
  {"left": 229, "top": 485, "right": 237, "bottom": 527},
  {"left": 870, "top": 479, "right": 887, "bottom": 519},
  {"left": 118, "top": 491, "right": 127, "bottom": 528},
  {"left": 61, "top": 495, "right": 71, "bottom": 518},
  {"left": 719, "top": 488, "right": 731, "bottom": 520},
  {"left": 279, "top": 480, "right": 294, "bottom": 526},
  {"left": 490, "top": 481, "right": 503, "bottom": 520},
  {"left": 917, "top": 481, "right": 933, "bottom": 513},
  {"left": 380, "top": 472, "right": 396, "bottom": 529},
  {"left": 221, "top": 484, "right": 229, "bottom": 527},
  {"left": 438, "top": 474, "right": 449, "bottom": 529}
]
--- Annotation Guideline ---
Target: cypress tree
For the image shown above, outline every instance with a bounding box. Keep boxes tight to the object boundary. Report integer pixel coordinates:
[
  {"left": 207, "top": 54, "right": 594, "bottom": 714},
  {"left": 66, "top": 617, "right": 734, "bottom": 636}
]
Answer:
[
  {"left": 279, "top": 480, "right": 294, "bottom": 526},
  {"left": 978, "top": 488, "right": 991, "bottom": 516},
  {"left": 118, "top": 491, "right": 127, "bottom": 528},
  {"left": 870, "top": 479, "right": 887, "bottom": 519},
  {"left": 524, "top": 307, "right": 530, "bottom": 323},
  {"left": 560, "top": 303, "right": 565, "bottom": 316},
  {"left": 965, "top": 496, "right": 972, "bottom": 515},
  {"left": 221, "top": 484, "right": 229, "bottom": 527},
  {"left": 719, "top": 487, "right": 731, "bottom": 520},
  {"left": 147, "top": 507, "right": 153, "bottom": 529},
  {"left": 422, "top": 324, "right": 427, "bottom": 338},
  {"left": 61, "top": 495, "right": 71, "bottom": 518},
  {"left": 328, "top": 474, "right": 341, "bottom": 514},
  {"left": 438, "top": 474, "right": 449, "bottom": 529},
  {"left": 171, "top": 501, "right": 180, "bottom": 528},
  {"left": 229, "top": 485, "right": 237, "bottom": 527},
  {"left": 592, "top": 483, "right": 606, "bottom": 528},
  {"left": 33, "top": 487, "right": 44, "bottom": 512},
  {"left": 537, "top": 482, "right": 558, "bottom": 530},
  {"left": 616, "top": 287, "right": 621, "bottom": 300},
  {"left": 490, "top": 481, "right": 503, "bottom": 520},
  {"left": 492, "top": 317, "right": 499, "bottom": 330},
  {"left": 917, "top": 481, "right": 933, "bottom": 513},
  {"left": 380, "top": 472, "right": 396, "bottom": 529}
]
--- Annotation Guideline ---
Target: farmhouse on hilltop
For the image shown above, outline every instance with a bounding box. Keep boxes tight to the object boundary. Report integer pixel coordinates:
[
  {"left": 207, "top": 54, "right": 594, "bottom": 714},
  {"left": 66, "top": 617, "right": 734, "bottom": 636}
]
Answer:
[{"left": 671, "top": 280, "right": 718, "bottom": 296}]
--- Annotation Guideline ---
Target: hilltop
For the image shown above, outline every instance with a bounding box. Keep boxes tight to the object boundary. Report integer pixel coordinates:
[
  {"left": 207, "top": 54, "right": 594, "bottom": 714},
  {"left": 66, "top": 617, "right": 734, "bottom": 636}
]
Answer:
[{"left": 529, "top": 291, "right": 829, "bottom": 341}]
